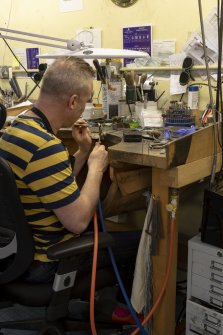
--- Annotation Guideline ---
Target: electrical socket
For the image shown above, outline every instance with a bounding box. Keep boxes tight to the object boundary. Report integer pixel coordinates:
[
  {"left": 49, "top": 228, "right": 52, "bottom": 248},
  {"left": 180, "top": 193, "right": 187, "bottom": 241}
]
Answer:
[{"left": 0, "top": 66, "right": 9, "bottom": 79}]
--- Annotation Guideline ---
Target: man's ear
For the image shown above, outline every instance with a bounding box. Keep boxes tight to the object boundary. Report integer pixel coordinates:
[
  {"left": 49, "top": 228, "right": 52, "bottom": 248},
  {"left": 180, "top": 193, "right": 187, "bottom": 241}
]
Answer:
[{"left": 68, "top": 94, "right": 78, "bottom": 110}]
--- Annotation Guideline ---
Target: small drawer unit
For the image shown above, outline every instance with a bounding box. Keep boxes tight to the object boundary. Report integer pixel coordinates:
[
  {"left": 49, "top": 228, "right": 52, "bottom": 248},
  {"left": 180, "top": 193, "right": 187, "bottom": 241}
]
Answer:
[
  {"left": 187, "top": 234, "right": 223, "bottom": 311},
  {"left": 186, "top": 299, "right": 223, "bottom": 335}
]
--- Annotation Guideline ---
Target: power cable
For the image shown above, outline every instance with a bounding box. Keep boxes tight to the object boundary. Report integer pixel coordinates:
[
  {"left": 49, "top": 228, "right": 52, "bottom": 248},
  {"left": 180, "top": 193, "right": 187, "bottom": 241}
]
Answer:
[
  {"left": 1, "top": 36, "right": 40, "bottom": 88},
  {"left": 198, "top": 0, "right": 218, "bottom": 189},
  {"left": 97, "top": 201, "right": 148, "bottom": 335},
  {"left": 217, "top": 0, "right": 223, "bottom": 173},
  {"left": 216, "top": 0, "right": 222, "bottom": 114},
  {"left": 89, "top": 212, "right": 98, "bottom": 335},
  {"left": 3, "top": 0, "right": 13, "bottom": 65}
]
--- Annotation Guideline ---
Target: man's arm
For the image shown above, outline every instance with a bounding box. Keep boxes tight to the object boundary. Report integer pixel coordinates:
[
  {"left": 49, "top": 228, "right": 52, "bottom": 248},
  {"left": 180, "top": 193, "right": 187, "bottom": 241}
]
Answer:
[
  {"left": 73, "top": 149, "right": 89, "bottom": 176},
  {"left": 72, "top": 120, "right": 92, "bottom": 176},
  {"left": 53, "top": 143, "right": 108, "bottom": 234}
]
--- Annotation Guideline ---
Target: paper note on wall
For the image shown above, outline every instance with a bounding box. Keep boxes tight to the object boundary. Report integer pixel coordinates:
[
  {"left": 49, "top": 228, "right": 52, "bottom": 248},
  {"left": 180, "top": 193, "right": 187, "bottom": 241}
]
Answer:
[
  {"left": 153, "top": 40, "right": 176, "bottom": 65},
  {"left": 59, "top": 0, "right": 83, "bottom": 12},
  {"left": 12, "top": 48, "right": 27, "bottom": 69},
  {"left": 169, "top": 53, "right": 187, "bottom": 96}
]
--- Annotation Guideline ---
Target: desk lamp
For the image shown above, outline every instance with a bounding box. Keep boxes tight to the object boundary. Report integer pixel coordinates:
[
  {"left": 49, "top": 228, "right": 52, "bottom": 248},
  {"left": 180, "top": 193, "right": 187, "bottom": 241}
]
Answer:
[{"left": 0, "top": 27, "right": 148, "bottom": 59}]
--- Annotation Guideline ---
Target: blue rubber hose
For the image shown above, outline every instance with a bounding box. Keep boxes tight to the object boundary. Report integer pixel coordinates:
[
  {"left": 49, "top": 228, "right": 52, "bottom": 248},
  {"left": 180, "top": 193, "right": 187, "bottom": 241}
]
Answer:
[{"left": 97, "top": 201, "right": 148, "bottom": 335}]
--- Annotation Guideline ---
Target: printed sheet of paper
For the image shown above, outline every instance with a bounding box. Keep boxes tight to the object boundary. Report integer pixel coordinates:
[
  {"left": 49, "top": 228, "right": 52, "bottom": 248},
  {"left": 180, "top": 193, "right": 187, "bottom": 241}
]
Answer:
[
  {"left": 169, "top": 53, "right": 187, "bottom": 95},
  {"left": 12, "top": 48, "right": 27, "bottom": 69},
  {"left": 59, "top": 0, "right": 83, "bottom": 13},
  {"left": 152, "top": 40, "right": 176, "bottom": 65},
  {"left": 181, "top": 7, "right": 220, "bottom": 80},
  {"left": 183, "top": 32, "right": 218, "bottom": 66}
]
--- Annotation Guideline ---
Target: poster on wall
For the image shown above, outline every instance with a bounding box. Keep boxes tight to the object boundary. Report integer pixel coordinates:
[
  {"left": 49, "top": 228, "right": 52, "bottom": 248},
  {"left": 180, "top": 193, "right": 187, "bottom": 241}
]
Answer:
[
  {"left": 12, "top": 47, "right": 40, "bottom": 70},
  {"left": 26, "top": 48, "right": 40, "bottom": 69},
  {"left": 123, "top": 24, "right": 152, "bottom": 67}
]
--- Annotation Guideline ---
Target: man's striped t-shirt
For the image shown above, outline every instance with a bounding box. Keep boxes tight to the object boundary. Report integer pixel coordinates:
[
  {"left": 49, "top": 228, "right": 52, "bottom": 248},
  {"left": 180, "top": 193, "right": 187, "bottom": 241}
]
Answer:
[{"left": 0, "top": 115, "right": 79, "bottom": 262}]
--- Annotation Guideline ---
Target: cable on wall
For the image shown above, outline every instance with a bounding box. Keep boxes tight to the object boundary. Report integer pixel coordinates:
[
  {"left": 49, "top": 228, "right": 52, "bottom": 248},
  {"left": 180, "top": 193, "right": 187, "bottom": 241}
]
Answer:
[
  {"left": 2, "top": 0, "right": 13, "bottom": 65},
  {"left": 1, "top": 37, "right": 40, "bottom": 88}
]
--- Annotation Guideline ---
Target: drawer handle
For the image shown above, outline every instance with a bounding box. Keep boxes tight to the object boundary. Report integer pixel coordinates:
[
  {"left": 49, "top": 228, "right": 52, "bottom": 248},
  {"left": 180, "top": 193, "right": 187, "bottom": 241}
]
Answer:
[
  {"left": 210, "top": 265, "right": 223, "bottom": 273},
  {"left": 209, "top": 288, "right": 223, "bottom": 298},
  {"left": 189, "top": 324, "right": 219, "bottom": 335},
  {"left": 210, "top": 261, "right": 223, "bottom": 273},
  {"left": 209, "top": 297, "right": 223, "bottom": 310},
  {"left": 210, "top": 274, "right": 223, "bottom": 285},
  {"left": 204, "top": 324, "right": 220, "bottom": 335},
  {"left": 189, "top": 325, "right": 203, "bottom": 334},
  {"left": 204, "top": 313, "right": 221, "bottom": 327}
]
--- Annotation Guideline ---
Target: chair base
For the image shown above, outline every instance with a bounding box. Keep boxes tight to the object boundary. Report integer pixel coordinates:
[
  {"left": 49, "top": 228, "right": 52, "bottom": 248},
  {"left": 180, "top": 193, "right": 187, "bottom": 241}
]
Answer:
[
  {"left": 0, "top": 319, "right": 123, "bottom": 334},
  {"left": 0, "top": 302, "right": 124, "bottom": 334}
]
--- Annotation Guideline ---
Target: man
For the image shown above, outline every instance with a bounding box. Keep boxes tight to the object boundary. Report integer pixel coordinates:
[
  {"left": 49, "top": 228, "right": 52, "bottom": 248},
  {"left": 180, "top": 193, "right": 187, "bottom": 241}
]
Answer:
[{"left": 0, "top": 57, "right": 140, "bottom": 290}]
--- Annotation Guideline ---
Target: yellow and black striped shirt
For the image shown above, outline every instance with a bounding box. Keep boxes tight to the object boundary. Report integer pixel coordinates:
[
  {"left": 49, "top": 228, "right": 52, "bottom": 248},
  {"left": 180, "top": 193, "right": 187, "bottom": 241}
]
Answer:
[{"left": 0, "top": 115, "right": 79, "bottom": 262}]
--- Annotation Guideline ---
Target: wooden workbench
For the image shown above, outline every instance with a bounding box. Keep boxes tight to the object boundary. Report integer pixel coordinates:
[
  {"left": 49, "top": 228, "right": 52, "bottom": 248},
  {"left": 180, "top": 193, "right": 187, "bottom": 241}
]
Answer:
[
  {"left": 58, "top": 124, "right": 222, "bottom": 334},
  {"left": 107, "top": 124, "right": 222, "bottom": 335}
]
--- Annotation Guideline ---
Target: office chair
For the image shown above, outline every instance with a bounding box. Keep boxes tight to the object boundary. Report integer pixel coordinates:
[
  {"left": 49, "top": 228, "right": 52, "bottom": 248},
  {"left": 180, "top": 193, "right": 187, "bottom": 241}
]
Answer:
[{"left": 0, "top": 109, "right": 122, "bottom": 334}]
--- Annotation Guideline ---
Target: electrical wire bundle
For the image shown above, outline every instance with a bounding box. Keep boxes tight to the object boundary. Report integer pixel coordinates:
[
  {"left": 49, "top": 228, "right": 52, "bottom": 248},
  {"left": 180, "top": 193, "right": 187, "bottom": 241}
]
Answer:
[
  {"left": 200, "top": 104, "right": 213, "bottom": 126},
  {"left": 89, "top": 198, "right": 177, "bottom": 335}
]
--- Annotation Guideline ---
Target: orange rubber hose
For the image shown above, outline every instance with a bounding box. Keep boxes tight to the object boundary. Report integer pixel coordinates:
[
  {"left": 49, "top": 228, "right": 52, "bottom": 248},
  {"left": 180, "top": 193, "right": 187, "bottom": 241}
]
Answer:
[
  {"left": 90, "top": 212, "right": 99, "bottom": 335},
  {"left": 131, "top": 217, "right": 176, "bottom": 335}
]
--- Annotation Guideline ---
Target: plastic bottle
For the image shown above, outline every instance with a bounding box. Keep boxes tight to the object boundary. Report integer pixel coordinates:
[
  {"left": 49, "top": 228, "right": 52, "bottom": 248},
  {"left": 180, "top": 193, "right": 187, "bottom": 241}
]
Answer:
[{"left": 188, "top": 86, "right": 199, "bottom": 110}]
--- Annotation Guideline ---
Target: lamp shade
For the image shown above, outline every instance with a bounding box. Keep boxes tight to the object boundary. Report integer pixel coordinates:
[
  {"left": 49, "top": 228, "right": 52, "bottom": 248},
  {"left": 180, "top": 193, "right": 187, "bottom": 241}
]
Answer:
[{"left": 36, "top": 48, "right": 148, "bottom": 59}]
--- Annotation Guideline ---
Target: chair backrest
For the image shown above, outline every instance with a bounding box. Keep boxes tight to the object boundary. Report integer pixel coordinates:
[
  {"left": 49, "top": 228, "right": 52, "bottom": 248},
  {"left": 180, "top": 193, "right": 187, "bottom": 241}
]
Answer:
[
  {"left": 0, "top": 156, "right": 34, "bottom": 284},
  {"left": 0, "top": 104, "right": 6, "bottom": 130}
]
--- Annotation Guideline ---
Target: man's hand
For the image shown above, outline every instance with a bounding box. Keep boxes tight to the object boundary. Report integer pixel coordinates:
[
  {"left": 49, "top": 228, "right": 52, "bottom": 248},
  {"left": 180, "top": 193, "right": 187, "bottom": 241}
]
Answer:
[
  {"left": 87, "top": 142, "right": 108, "bottom": 174},
  {"left": 72, "top": 119, "right": 92, "bottom": 153}
]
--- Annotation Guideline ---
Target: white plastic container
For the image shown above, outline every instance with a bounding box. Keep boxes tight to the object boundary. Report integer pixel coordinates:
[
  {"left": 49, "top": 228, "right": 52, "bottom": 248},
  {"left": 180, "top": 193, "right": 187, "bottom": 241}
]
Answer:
[
  {"left": 135, "top": 101, "right": 163, "bottom": 127},
  {"left": 188, "top": 86, "right": 199, "bottom": 110},
  {"left": 102, "top": 84, "right": 108, "bottom": 115}
]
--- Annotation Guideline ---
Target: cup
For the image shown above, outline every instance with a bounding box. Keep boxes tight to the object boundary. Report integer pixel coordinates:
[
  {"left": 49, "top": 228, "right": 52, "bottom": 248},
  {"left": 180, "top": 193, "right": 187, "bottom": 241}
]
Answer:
[{"left": 126, "top": 86, "right": 137, "bottom": 104}]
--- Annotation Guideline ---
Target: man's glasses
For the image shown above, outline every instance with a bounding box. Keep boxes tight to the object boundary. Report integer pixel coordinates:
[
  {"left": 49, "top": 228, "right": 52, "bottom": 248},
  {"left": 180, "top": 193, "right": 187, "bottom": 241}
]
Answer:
[{"left": 179, "top": 57, "right": 195, "bottom": 86}]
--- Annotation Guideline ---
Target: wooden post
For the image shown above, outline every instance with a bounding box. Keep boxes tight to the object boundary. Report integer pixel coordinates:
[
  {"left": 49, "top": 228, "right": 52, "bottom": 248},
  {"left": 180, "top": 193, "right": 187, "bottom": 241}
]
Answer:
[{"left": 151, "top": 167, "right": 179, "bottom": 335}]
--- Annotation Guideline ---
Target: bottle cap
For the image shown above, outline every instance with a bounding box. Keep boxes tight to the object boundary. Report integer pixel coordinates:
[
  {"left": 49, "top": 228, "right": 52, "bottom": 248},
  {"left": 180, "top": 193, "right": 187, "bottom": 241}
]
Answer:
[{"left": 188, "top": 86, "right": 199, "bottom": 92}]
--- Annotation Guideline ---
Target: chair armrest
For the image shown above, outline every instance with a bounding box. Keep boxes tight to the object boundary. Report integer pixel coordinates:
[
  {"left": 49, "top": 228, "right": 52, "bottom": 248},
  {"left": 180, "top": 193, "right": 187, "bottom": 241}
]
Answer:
[
  {"left": 47, "top": 232, "right": 114, "bottom": 261},
  {"left": 0, "top": 227, "right": 17, "bottom": 259}
]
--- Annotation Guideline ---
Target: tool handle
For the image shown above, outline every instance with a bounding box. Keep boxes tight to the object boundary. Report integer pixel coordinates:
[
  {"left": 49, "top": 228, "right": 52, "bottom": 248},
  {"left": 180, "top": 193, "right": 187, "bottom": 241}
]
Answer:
[{"left": 93, "top": 59, "right": 106, "bottom": 85}]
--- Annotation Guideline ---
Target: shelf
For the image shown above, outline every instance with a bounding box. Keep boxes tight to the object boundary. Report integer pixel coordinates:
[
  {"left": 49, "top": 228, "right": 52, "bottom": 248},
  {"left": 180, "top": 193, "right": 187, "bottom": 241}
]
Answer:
[
  {"left": 120, "top": 65, "right": 219, "bottom": 72},
  {"left": 13, "top": 69, "right": 38, "bottom": 73}
]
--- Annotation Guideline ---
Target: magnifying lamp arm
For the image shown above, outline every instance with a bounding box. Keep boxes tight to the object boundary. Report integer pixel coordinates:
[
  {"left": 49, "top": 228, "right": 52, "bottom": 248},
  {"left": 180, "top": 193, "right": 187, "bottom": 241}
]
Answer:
[
  {"left": 0, "top": 27, "right": 85, "bottom": 51},
  {"left": 0, "top": 33, "right": 68, "bottom": 50},
  {"left": 0, "top": 27, "right": 68, "bottom": 43}
]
